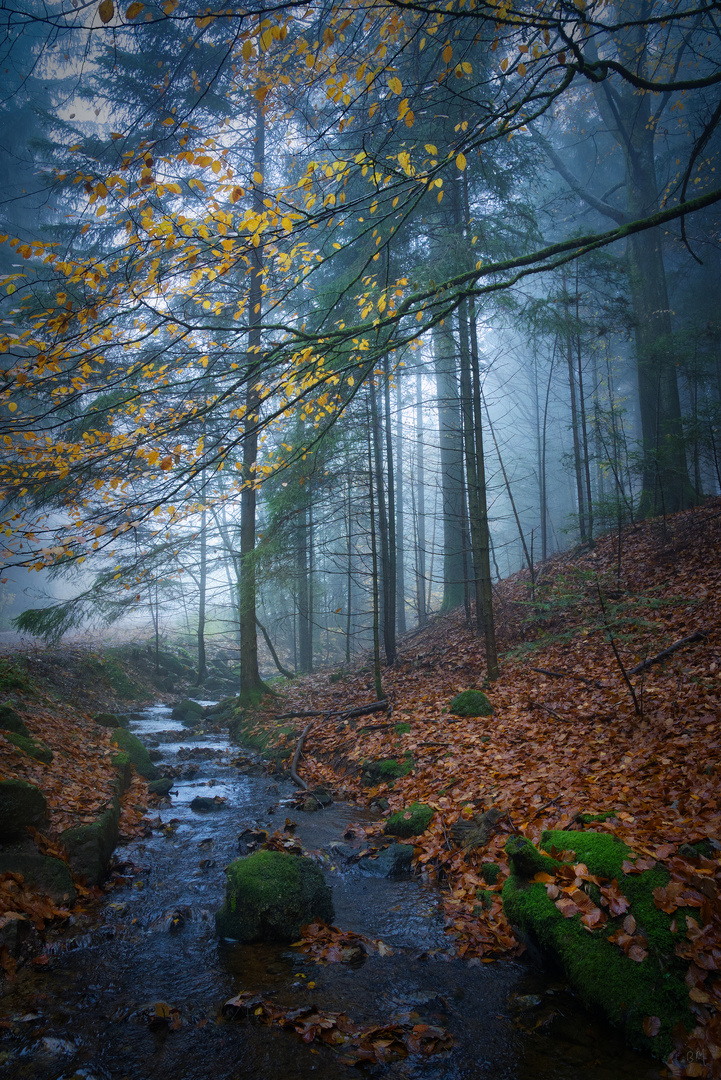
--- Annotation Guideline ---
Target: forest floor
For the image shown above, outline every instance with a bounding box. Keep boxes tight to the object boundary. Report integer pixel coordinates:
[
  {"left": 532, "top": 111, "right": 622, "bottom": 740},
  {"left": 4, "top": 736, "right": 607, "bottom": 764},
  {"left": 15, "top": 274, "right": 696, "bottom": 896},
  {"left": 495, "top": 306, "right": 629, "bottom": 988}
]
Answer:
[
  {"left": 0, "top": 499, "right": 719, "bottom": 1075},
  {"left": 248, "top": 497, "right": 721, "bottom": 1075}
]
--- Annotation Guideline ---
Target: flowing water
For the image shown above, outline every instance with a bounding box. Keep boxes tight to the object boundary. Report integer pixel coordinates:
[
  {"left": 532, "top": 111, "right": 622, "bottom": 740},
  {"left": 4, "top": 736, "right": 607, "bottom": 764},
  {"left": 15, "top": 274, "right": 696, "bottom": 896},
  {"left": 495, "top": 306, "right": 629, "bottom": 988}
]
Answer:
[{"left": 0, "top": 703, "right": 664, "bottom": 1079}]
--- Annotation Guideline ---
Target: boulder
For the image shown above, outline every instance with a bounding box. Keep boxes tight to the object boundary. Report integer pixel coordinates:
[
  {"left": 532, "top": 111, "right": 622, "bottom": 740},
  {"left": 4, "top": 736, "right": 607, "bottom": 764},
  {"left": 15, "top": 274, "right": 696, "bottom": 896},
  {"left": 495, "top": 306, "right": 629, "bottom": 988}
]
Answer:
[
  {"left": 0, "top": 779, "right": 47, "bottom": 839},
  {"left": 171, "top": 698, "right": 205, "bottom": 726},
  {"left": 358, "top": 842, "right": 415, "bottom": 878},
  {"left": 110, "top": 728, "right": 159, "bottom": 780},
  {"left": 0, "top": 703, "right": 29, "bottom": 737},
  {"left": 0, "top": 845, "right": 75, "bottom": 904},
  {"left": 61, "top": 794, "right": 121, "bottom": 885},
  {"left": 360, "top": 755, "right": 414, "bottom": 786},
  {"left": 449, "top": 689, "right": 494, "bottom": 717},
  {"left": 215, "top": 850, "right": 333, "bottom": 942},
  {"left": 384, "top": 802, "right": 434, "bottom": 838},
  {"left": 93, "top": 711, "right": 129, "bottom": 729},
  {"left": 148, "top": 778, "right": 173, "bottom": 797},
  {"left": 502, "top": 830, "right": 693, "bottom": 1059},
  {"left": 190, "top": 795, "right": 226, "bottom": 812}
]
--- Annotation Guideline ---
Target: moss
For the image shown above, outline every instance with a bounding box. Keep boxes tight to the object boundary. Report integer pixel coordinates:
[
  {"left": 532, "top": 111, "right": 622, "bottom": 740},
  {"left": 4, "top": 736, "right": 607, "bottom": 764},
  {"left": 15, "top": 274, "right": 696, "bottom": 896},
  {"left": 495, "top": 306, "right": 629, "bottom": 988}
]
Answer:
[
  {"left": 362, "top": 754, "right": 414, "bottom": 785},
  {"left": 229, "top": 714, "right": 295, "bottom": 764},
  {"left": 393, "top": 722, "right": 411, "bottom": 735},
  {"left": 480, "top": 862, "right": 500, "bottom": 885},
  {"left": 384, "top": 802, "right": 434, "bottom": 838},
  {"left": 449, "top": 689, "right": 494, "bottom": 717},
  {"left": 473, "top": 888, "right": 495, "bottom": 913},
  {"left": 111, "top": 751, "right": 132, "bottom": 790},
  {"left": 88, "top": 657, "right": 142, "bottom": 700},
  {"left": 0, "top": 703, "right": 29, "bottom": 736},
  {"left": 574, "top": 811, "right": 619, "bottom": 824},
  {"left": 110, "top": 728, "right": 158, "bottom": 780},
  {"left": 505, "top": 835, "right": 560, "bottom": 879},
  {"left": 94, "top": 711, "right": 128, "bottom": 730},
  {"left": 502, "top": 832, "right": 694, "bottom": 1059},
  {"left": 0, "top": 779, "right": 47, "bottom": 839},
  {"left": 215, "top": 850, "right": 333, "bottom": 942},
  {"left": 171, "top": 698, "right": 205, "bottom": 725},
  {"left": 0, "top": 659, "right": 32, "bottom": 693},
  {"left": 4, "top": 731, "right": 53, "bottom": 764},
  {"left": 61, "top": 795, "right": 121, "bottom": 886}
]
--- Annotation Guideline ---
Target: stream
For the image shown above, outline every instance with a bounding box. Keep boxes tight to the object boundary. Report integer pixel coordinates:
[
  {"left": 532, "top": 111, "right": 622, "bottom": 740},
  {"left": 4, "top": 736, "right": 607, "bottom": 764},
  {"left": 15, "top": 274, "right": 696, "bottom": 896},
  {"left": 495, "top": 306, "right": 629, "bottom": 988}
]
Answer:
[{"left": 0, "top": 702, "right": 663, "bottom": 1079}]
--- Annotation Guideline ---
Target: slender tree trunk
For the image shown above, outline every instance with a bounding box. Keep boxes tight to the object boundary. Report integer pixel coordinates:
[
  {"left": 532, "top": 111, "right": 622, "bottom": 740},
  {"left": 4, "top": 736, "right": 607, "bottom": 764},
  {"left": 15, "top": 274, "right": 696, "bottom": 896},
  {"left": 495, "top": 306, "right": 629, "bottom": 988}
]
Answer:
[
  {"left": 370, "top": 375, "right": 395, "bottom": 664},
  {"left": 194, "top": 505, "right": 207, "bottom": 686},
  {"left": 415, "top": 367, "right": 427, "bottom": 627},
  {"left": 346, "top": 472, "right": 353, "bottom": 665},
  {"left": 367, "top": 413, "right": 384, "bottom": 700},
  {"left": 395, "top": 373, "right": 406, "bottom": 634},
  {"left": 433, "top": 323, "right": 466, "bottom": 611},
  {"left": 239, "top": 100, "right": 268, "bottom": 703}
]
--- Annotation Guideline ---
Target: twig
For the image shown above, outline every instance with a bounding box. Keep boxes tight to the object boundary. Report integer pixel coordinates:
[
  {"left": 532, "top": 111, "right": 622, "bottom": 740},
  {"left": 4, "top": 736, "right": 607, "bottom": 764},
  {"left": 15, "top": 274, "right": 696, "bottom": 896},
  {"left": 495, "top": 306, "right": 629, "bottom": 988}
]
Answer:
[
  {"left": 271, "top": 700, "right": 389, "bottom": 721},
  {"left": 528, "top": 699, "right": 571, "bottom": 723},
  {"left": 530, "top": 666, "right": 605, "bottom": 689},
  {"left": 627, "top": 631, "right": 707, "bottom": 675},
  {"left": 595, "top": 582, "right": 642, "bottom": 717},
  {"left": 290, "top": 722, "right": 314, "bottom": 790}
]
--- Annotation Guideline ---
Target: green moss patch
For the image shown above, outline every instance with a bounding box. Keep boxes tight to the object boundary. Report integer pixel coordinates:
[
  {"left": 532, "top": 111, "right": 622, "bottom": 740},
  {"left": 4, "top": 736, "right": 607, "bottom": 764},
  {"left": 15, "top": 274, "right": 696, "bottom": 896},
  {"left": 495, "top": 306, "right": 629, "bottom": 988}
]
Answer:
[
  {"left": 393, "top": 722, "right": 411, "bottom": 735},
  {"left": 0, "top": 703, "right": 29, "bottom": 736},
  {"left": 215, "top": 850, "right": 333, "bottom": 942},
  {"left": 4, "top": 731, "right": 53, "bottom": 764},
  {"left": 362, "top": 754, "right": 414, "bottom": 786},
  {"left": 110, "top": 728, "right": 158, "bottom": 780},
  {"left": 480, "top": 862, "right": 500, "bottom": 885},
  {"left": 502, "top": 831, "right": 693, "bottom": 1059},
  {"left": 449, "top": 689, "right": 494, "bottom": 717},
  {"left": 384, "top": 802, "right": 434, "bottom": 838}
]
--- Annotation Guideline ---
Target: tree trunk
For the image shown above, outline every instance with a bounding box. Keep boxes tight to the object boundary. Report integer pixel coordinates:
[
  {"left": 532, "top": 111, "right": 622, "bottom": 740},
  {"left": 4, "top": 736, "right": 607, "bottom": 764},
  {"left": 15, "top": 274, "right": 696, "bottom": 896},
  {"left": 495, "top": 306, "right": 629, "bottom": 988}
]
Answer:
[
  {"left": 239, "top": 101, "right": 268, "bottom": 704},
  {"left": 433, "top": 323, "right": 466, "bottom": 612},
  {"left": 414, "top": 367, "right": 427, "bottom": 627},
  {"left": 193, "top": 505, "right": 207, "bottom": 686},
  {"left": 395, "top": 372, "right": 406, "bottom": 635}
]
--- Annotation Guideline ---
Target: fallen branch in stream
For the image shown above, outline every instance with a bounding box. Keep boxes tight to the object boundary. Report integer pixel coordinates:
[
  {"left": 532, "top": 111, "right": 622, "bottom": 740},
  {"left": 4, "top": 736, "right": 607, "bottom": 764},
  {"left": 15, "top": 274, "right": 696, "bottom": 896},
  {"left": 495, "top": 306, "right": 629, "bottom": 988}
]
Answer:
[{"left": 627, "top": 631, "right": 707, "bottom": 675}]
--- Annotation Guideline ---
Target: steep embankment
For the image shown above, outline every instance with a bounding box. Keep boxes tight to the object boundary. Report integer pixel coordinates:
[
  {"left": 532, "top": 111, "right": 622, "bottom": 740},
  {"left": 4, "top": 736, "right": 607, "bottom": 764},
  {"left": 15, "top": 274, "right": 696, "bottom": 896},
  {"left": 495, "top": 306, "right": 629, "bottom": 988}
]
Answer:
[{"left": 240, "top": 500, "right": 721, "bottom": 1074}]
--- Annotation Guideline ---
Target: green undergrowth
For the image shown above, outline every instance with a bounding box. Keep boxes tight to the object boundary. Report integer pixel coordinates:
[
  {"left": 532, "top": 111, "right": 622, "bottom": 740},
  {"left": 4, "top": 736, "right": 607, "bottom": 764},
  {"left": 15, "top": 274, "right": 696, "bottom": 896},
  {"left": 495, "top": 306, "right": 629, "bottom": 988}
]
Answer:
[
  {"left": 361, "top": 753, "right": 414, "bottom": 786},
  {"left": 384, "top": 802, "right": 434, "bottom": 838},
  {"left": 502, "top": 831, "right": 694, "bottom": 1059},
  {"left": 0, "top": 658, "right": 33, "bottom": 694},
  {"left": 4, "top": 730, "right": 53, "bottom": 764},
  {"left": 229, "top": 711, "right": 297, "bottom": 764}
]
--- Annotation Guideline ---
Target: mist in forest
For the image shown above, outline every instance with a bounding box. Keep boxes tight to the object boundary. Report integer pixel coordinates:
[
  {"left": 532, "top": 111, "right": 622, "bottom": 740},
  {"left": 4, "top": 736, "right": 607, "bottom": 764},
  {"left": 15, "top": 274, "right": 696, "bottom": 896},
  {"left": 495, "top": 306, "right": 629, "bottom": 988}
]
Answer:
[{"left": 0, "top": 0, "right": 719, "bottom": 687}]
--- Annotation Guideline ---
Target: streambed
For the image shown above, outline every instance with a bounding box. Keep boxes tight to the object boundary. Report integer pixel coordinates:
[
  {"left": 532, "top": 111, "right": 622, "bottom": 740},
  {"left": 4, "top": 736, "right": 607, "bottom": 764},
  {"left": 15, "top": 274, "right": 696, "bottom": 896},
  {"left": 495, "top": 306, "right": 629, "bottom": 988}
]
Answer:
[{"left": 0, "top": 703, "right": 662, "bottom": 1079}]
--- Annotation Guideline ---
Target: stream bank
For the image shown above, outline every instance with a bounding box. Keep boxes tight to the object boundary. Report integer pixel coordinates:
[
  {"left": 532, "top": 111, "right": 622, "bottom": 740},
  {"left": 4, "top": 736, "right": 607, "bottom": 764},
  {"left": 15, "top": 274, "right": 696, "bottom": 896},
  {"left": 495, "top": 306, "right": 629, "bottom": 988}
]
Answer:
[{"left": 0, "top": 702, "right": 662, "bottom": 1079}]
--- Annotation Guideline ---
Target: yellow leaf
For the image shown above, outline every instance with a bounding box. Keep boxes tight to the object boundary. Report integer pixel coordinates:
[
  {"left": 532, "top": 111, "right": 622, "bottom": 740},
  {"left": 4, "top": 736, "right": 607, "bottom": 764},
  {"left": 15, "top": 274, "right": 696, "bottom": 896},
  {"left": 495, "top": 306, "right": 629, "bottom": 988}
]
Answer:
[
  {"left": 500, "top": 58, "right": 508, "bottom": 72},
  {"left": 98, "top": 0, "right": 114, "bottom": 23},
  {"left": 456, "top": 153, "right": 466, "bottom": 171},
  {"left": 163, "top": 0, "right": 177, "bottom": 12},
  {"left": 387, "top": 76, "right": 402, "bottom": 95},
  {"left": 125, "top": 2, "right": 143, "bottom": 18},
  {"left": 7, "top": 402, "right": 17, "bottom": 412},
  {"left": 442, "top": 43, "right": 452, "bottom": 64},
  {"left": 242, "top": 39, "right": 252, "bottom": 60},
  {"left": 518, "top": 62, "right": 527, "bottom": 76},
  {"left": 425, "top": 144, "right": 437, "bottom": 155},
  {"left": 253, "top": 171, "right": 263, "bottom": 185}
]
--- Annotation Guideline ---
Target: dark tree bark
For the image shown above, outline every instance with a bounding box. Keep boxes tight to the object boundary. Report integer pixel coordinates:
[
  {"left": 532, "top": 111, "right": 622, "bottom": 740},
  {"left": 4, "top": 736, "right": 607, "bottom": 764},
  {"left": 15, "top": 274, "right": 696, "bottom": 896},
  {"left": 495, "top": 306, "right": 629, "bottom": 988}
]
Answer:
[{"left": 432, "top": 322, "right": 466, "bottom": 612}]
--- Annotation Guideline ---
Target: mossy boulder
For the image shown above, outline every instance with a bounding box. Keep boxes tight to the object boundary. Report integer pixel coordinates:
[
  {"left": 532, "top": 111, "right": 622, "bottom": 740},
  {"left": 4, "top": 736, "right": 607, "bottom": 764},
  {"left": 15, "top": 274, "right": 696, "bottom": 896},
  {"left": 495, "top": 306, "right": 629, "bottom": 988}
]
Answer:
[
  {"left": 0, "top": 848, "right": 75, "bottom": 904},
  {"left": 480, "top": 862, "right": 500, "bottom": 885},
  {"left": 215, "top": 850, "right": 333, "bottom": 942},
  {"left": 361, "top": 755, "right": 414, "bottom": 786},
  {"left": 148, "top": 777, "right": 173, "bottom": 797},
  {"left": 61, "top": 794, "right": 121, "bottom": 886},
  {"left": 156, "top": 650, "right": 193, "bottom": 677},
  {"left": 449, "top": 689, "right": 494, "bottom": 717},
  {"left": 3, "top": 731, "right": 53, "bottom": 764},
  {"left": 502, "top": 830, "right": 693, "bottom": 1059},
  {"left": 0, "top": 703, "right": 29, "bottom": 737},
  {"left": 110, "top": 728, "right": 159, "bottom": 780},
  {"left": 384, "top": 802, "right": 434, "bottom": 838},
  {"left": 171, "top": 698, "right": 205, "bottom": 726},
  {"left": 0, "top": 779, "right": 47, "bottom": 839},
  {"left": 93, "top": 711, "right": 129, "bottom": 730}
]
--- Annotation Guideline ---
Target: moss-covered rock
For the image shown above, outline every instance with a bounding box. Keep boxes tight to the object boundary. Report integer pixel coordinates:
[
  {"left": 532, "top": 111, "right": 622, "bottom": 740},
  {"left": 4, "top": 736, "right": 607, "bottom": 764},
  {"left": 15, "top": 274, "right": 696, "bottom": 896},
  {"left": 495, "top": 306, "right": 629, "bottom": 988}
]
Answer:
[
  {"left": 502, "top": 831, "right": 693, "bottom": 1059},
  {"left": 449, "top": 689, "right": 494, "bottom": 717},
  {"left": 156, "top": 650, "right": 193, "bottom": 678},
  {"left": 361, "top": 755, "right": 414, "bottom": 786},
  {"left": 3, "top": 731, "right": 53, "bottom": 764},
  {"left": 0, "top": 779, "right": 47, "bottom": 839},
  {"left": 215, "top": 850, "right": 333, "bottom": 942},
  {"left": 0, "top": 703, "right": 29, "bottom": 737},
  {"left": 111, "top": 751, "right": 132, "bottom": 790},
  {"left": 93, "top": 711, "right": 129, "bottom": 730},
  {"left": 60, "top": 781, "right": 125, "bottom": 886},
  {"left": 110, "top": 728, "right": 159, "bottom": 780},
  {"left": 148, "top": 777, "right": 173, "bottom": 797},
  {"left": 480, "top": 861, "right": 500, "bottom": 885},
  {"left": 171, "top": 698, "right": 205, "bottom": 725},
  {"left": 0, "top": 849, "right": 75, "bottom": 904},
  {"left": 384, "top": 802, "right": 434, "bottom": 838}
]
